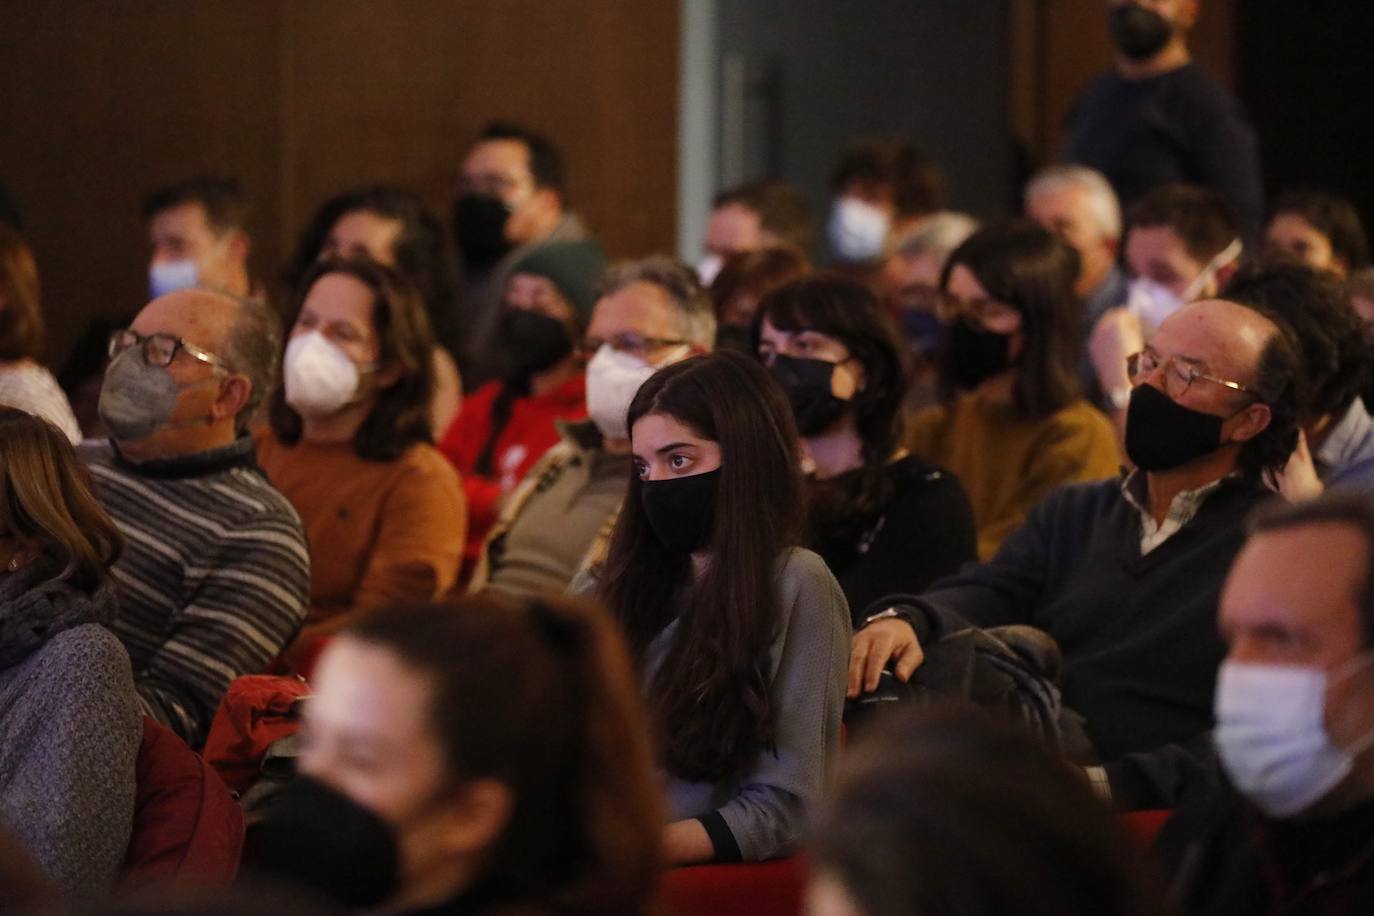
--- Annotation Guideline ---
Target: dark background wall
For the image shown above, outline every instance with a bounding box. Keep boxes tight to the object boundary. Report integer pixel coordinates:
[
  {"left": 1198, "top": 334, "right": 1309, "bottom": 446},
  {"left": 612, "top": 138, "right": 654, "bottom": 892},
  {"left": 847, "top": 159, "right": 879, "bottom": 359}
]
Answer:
[{"left": 0, "top": 0, "right": 679, "bottom": 368}]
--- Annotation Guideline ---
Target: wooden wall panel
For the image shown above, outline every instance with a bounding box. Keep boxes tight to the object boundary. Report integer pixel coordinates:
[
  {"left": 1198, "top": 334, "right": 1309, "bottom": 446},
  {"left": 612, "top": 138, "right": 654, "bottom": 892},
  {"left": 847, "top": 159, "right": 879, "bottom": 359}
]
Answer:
[{"left": 0, "top": 0, "right": 679, "bottom": 367}]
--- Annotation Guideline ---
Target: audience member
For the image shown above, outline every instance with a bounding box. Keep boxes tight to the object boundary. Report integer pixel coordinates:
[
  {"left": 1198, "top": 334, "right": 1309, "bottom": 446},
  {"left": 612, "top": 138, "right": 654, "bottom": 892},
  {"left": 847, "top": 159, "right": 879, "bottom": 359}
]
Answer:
[
  {"left": 142, "top": 175, "right": 257, "bottom": 299},
  {"left": 1064, "top": 0, "right": 1263, "bottom": 240},
  {"left": 438, "top": 240, "right": 605, "bottom": 580},
  {"left": 698, "top": 180, "right": 813, "bottom": 284},
  {"left": 853, "top": 298, "right": 1300, "bottom": 762},
  {"left": 880, "top": 211, "right": 979, "bottom": 410},
  {"left": 587, "top": 351, "right": 849, "bottom": 864},
  {"left": 826, "top": 137, "right": 942, "bottom": 272},
  {"left": 282, "top": 185, "right": 464, "bottom": 437},
  {"left": 0, "top": 225, "right": 81, "bottom": 442},
  {"left": 81, "top": 290, "right": 309, "bottom": 746},
  {"left": 1090, "top": 183, "right": 1242, "bottom": 425},
  {"left": 259, "top": 259, "right": 464, "bottom": 667},
  {"left": 909, "top": 222, "right": 1119, "bottom": 559},
  {"left": 710, "top": 246, "right": 809, "bottom": 352},
  {"left": 1350, "top": 268, "right": 1374, "bottom": 414},
  {"left": 809, "top": 708, "right": 1166, "bottom": 916},
  {"left": 1158, "top": 492, "right": 1374, "bottom": 913},
  {"left": 755, "top": 275, "right": 975, "bottom": 617},
  {"left": 1025, "top": 164, "right": 1129, "bottom": 394},
  {"left": 252, "top": 597, "right": 662, "bottom": 914},
  {"left": 453, "top": 121, "right": 591, "bottom": 385},
  {"left": 470, "top": 256, "right": 713, "bottom": 598},
  {"left": 0, "top": 409, "right": 140, "bottom": 900},
  {"left": 1228, "top": 265, "right": 1374, "bottom": 494},
  {"left": 1263, "top": 189, "right": 1369, "bottom": 279}
]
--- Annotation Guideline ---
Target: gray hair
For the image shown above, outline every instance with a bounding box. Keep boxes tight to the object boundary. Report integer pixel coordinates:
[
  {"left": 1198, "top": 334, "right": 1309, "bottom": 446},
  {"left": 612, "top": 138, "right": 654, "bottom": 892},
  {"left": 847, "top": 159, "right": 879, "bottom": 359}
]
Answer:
[
  {"left": 893, "top": 211, "right": 981, "bottom": 262},
  {"left": 222, "top": 295, "right": 282, "bottom": 433},
  {"left": 1024, "top": 164, "right": 1122, "bottom": 242},
  {"left": 596, "top": 255, "right": 716, "bottom": 349}
]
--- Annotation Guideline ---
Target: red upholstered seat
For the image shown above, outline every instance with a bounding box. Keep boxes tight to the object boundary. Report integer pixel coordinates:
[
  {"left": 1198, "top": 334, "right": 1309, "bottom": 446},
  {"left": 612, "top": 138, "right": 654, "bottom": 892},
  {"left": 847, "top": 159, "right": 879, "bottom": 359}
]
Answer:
[
  {"left": 656, "top": 856, "right": 808, "bottom": 916},
  {"left": 120, "top": 717, "right": 245, "bottom": 889},
  {"left": 1120, "top": 808, "right": 1174, "bottom": 846}
]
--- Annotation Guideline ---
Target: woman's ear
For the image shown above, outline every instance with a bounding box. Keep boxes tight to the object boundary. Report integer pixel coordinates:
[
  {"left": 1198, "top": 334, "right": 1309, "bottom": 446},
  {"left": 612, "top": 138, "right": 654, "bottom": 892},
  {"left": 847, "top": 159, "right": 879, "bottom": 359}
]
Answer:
[
  {"left": 433, "top": 778, "right": 513, "bottom": 858},
  {"left": 373, "top": 361, "right": 406, "bottom": 390}
]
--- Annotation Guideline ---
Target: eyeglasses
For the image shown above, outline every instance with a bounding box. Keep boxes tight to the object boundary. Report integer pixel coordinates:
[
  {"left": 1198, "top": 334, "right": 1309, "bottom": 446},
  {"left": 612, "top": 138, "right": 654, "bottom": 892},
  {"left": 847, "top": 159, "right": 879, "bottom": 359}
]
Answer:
[
  {"left": 109, "top": 329, "right": 230, "bottom": 371},
  {"left": 1126, "top": 349, "right": 1254, "bottom": 400},
  {"left": 581, "top": 332, "right": 689, "bottom": 361}
]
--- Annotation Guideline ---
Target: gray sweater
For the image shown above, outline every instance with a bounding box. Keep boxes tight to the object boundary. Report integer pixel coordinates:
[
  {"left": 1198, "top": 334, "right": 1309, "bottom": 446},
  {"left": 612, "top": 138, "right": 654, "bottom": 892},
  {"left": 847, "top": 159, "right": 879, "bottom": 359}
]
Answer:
[
  {"left": 639, "top": 548, "right": 851, "bottom": 862},
  {"left": 0, "top": 566, "right": 142, "bottom": 900}
]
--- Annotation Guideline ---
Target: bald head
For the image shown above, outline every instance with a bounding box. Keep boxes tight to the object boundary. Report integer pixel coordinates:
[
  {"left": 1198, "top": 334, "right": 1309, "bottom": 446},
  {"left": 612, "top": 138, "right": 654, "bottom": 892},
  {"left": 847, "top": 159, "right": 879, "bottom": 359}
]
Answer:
[
  {"left": 1155, "top": 298, "right": 1283, "bottom": 390},
  {"left": 132, "top": 288, "right": 242, "bottom": 357}
]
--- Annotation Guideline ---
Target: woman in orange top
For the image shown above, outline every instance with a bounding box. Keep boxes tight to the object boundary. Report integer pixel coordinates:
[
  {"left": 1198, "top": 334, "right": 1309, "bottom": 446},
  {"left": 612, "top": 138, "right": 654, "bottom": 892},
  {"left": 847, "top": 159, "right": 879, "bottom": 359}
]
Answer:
[{"left": 257, "top": 258, "right": 465, "bottom": 667}]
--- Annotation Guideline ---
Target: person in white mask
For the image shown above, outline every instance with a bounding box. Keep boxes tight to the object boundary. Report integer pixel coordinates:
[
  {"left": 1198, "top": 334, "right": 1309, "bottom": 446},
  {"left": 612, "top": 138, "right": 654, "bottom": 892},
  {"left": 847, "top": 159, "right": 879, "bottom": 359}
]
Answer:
[
  {"left": 142, "top": 176, "right": 256, "bottom": 300},
  {"left": 697, "top": 180, "right": 813, "bottom": 286},
  {"left": 469, "top": 256, "right": 714, "bottom": 598},
  {"left": 825, "top": 137, "right": 943, "bottom": 277},
  {"left": 1156, "top": 491, "right": 1374, "bottom": 915},
  {"left": 256, "top": 258, "right": 465, "bottom": 673},
  {"left": 1089, "top": 183, "right": 1243, "bottom": 434}
]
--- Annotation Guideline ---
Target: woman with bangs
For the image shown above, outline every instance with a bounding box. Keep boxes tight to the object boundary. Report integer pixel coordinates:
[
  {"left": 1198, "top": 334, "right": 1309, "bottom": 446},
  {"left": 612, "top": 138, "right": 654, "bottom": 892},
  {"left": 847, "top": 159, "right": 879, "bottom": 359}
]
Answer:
[
  {"left": 909, "top": 222, "right": 1120, "bottom": 559},
  {"left": 587, "top": 350, "right": 851, "bottom": 865}
]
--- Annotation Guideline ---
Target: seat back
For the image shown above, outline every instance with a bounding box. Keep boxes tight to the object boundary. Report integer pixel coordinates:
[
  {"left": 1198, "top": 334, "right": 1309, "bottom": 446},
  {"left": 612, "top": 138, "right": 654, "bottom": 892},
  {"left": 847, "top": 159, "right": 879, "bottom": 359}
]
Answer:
[
  {"left": 121, "top": 717, "right": 245, "bottom": 889},
  {"left": 656, "top": 857, "right": 807, "bottom": 916}
]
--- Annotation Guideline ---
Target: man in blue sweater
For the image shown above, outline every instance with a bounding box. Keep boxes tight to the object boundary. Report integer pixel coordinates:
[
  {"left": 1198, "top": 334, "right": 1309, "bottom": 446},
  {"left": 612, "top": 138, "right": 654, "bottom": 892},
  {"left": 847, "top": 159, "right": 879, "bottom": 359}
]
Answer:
[{"left": 851, "top": 298, "right": 1301, "bottom": 761}]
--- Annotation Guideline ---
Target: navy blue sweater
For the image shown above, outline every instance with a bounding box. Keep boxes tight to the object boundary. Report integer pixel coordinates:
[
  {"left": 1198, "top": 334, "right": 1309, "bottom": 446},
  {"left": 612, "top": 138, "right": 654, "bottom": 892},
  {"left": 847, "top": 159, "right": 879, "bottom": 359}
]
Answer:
[{"left": 899, "top": 475, "right": 1275, "bottom": 762}]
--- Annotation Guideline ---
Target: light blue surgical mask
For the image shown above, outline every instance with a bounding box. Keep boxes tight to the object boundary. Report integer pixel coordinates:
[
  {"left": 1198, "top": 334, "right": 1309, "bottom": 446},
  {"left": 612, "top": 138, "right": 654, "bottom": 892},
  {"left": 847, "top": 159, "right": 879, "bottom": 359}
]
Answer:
[{"left": 149, "top": 259, "right": 199, "bottom": 299}]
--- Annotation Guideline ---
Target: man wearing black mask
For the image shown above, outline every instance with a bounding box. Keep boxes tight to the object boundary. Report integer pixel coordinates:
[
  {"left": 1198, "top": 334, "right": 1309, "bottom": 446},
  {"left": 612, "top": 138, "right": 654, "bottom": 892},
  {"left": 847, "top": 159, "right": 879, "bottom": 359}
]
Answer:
[
  {"left": 1064, "top": 0, "right": 1263, "bottom": 243},
  {"left": 452, "top": 121, "right": 593, "bottom": 386},
  {"left": 850, "top": 298, "right": 1301, "bottom": 764}
]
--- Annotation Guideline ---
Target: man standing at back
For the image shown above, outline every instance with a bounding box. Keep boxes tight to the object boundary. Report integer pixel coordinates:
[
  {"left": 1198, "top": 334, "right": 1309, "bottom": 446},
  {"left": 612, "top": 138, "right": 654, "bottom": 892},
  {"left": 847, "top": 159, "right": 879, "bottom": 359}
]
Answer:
[
  {"left": 452, "top": 121, "right": 592, "bottom": 385},
  {"left": 1064, "top": 0, "right": 1263, "bottom": 242},
  {"left": 80, "top": 290, "right": 309, "bottom": 747}
]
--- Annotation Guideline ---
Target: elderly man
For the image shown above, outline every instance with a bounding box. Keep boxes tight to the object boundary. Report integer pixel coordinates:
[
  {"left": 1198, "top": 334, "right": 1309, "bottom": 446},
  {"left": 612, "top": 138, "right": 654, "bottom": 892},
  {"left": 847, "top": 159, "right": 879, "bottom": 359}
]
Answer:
[
  {"left": 470, "top": 256, "right": 714, "bottom": 599},
  {"left": 80, "top": 290, "right": 309, "bottom": 747},
  {"left": 850, "top": 298, "right": 1300, "bottom": 762},
  {"left": 1157, "top": 491, "right": 1374, "bottom": 913}
]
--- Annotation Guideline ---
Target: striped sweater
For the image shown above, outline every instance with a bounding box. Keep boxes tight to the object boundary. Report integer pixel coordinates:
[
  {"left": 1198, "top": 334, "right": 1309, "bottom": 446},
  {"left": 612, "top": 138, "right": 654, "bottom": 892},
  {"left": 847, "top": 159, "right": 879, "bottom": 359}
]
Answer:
[{"left": 79, "top": 437, "right": 310, "bottom": 747}]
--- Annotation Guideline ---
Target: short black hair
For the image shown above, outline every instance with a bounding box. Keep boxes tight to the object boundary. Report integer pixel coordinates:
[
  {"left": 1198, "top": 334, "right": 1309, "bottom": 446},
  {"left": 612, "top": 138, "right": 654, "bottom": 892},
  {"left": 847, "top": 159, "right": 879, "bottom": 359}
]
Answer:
[
  {"left": 1270, "top": 189, "right": 1370, "bottom": 271},
  {"left": 1227, "top": 264, "right": 1371, "bottom": 422},
  {"left": 830, "top": 137, "right": 943, "bottom": 219},
  {"left": 1127, "top": 183, "right": 1238, "bottom": 265},
  {"left": 712, "top": 180, "right": 814, "bottom": 253},
  {"left": 477, "top": 120, "right": 565, "bottom": 197},
  {"left": 1249, "top": 490, "right": 1374, "bottom": 648},
  {"left": 140, "top": 175, "right": 249, "bottom": 235}
]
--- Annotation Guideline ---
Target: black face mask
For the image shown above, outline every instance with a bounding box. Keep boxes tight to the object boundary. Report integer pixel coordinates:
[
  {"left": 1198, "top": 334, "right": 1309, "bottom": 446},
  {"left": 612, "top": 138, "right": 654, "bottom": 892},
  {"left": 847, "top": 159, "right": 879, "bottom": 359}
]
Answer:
[
  {"left": 767, "top": 354, "right": 852, "bottom": 436},
  {"left": 250, "top": 775, "right": 400, "bottom": 909},
  {"left": 1124, "top": 383, "right": 1230, "bottom": 471},
  {"left": 497, "top": 307, "right": 573, "bottom": 380},
  {"left": 714, "top": 324, "right": 754, "bottom": 354},
  {"left": 641, "top": 468, "right": 721, "bottom": 554},
  {"left": 452, "top": 193, "right": 514, "bottom": 270},
  {"left": 1108, "top": 3, "right": 1173, "bottom": 61},
  {"left": 946, "top": 321, "right": 1013, "bottom": 391}
]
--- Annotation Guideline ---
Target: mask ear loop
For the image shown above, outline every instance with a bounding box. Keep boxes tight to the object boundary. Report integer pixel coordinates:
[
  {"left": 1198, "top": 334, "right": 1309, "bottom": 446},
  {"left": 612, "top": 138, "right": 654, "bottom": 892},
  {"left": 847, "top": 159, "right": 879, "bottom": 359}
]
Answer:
[
  {"left": 1181, "top": 238, "right": 1244, "bottom": 302},
  {"left": 1325, "top": 652, "right": 1374, "bottom": 757}
]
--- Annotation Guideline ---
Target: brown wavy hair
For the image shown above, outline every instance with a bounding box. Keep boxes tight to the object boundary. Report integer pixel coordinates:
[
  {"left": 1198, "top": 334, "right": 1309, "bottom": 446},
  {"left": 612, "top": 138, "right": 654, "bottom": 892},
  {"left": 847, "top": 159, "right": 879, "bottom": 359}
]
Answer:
[
  {"left": 598, "top": 351, "right": 803, "bottom": 782},
  {"left": 268, "top": 257, "right": 435, "bottom": 461},
  {"left": 346, "top": 595, "right": 662, "bottom": 916},
  {"left": 0, "top": 408, "right": 122, "bottom": 590},
  {"left": 0, "top": 226, "right": 44, "bottom": 361}
]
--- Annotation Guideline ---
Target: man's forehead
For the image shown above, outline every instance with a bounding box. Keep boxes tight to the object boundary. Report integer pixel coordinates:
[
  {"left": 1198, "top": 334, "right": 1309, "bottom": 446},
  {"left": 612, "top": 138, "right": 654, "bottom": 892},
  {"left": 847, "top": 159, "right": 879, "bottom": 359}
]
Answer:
[
  {"left": 593, "top": 282, "right": 678, "bottom": 333},
  {"left": 1225, "top": 523, "right": 1369, "bottom": 637},
  {"left": 1153, "top": 300, "right": 1272, "bottom": 371},
  {"left": 151, "top": 200, "right": 213, "bottom": 235},
  {"left": 463, "top": 138, "right": 530, "bottom": 176},
  {"left": 132, "top": 290, "right": 236, "bottom": 346}
]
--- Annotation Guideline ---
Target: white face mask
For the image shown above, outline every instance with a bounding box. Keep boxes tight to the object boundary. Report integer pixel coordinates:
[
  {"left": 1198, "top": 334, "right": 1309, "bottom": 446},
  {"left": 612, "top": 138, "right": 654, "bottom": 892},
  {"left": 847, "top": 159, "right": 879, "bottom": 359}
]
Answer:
[
  {"left": 827, "top": 196, "right": 891, "bottom": 264},
  {"left": 149, "top": 259, "right": 199, "bottom": 299},
  {"left": 697, "top": 253, "right": 724, "bottom": 287},
  {"left": 1126, "top": 238, "right": 1242, "bottom": 336},
  {"left": 1214, "top": 657, "right": 1374, "bottom": 818},
  {"left": 283, "top": 331, "right": 374, "bottom": 418},
  {"left": 585, "top": 343, "right": 679, "bottom": 441}
]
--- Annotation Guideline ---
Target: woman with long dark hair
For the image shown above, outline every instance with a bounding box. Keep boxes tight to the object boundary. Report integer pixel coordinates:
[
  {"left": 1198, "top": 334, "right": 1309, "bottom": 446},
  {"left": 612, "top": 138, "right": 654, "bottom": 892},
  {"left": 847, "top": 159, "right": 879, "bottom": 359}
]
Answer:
[
  {"left": 591, "top": 351, "right": 850, "bottom": 864},
  {"left": 258, "top": 259, "right": 465, "bottom": 669},
  {"left": 253, "top": 595, "right": 663, "bottom": 915},
  {"left": 754, "top": 275, "right": 976, "bottom": 620},
  {"left": 910, "top": 222, "right": 1119, "bottom": 558}
]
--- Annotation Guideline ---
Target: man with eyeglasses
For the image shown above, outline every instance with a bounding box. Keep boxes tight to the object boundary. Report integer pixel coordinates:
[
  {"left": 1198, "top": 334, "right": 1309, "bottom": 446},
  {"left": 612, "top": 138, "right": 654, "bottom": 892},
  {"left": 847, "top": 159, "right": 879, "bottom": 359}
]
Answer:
[
  {"left": 452, "top": 121, "right": 594, "bottom": 387},
  {"left": 469, "top": 256, "right": 714, "bottom": 599},
  {"left": 849, "top": 297, "right": 1302, "bottom": 764},
  {"left": 78, "top": 289, "right": 309, "bottom": 748}
]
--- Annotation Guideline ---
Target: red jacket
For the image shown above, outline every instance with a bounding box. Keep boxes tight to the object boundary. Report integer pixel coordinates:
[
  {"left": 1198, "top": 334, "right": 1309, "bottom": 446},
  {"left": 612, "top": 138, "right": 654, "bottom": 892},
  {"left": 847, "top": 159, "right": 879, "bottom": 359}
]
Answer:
[{"left": 438, "top": 373, "right": 588, "bottom": 575}]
